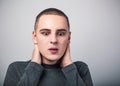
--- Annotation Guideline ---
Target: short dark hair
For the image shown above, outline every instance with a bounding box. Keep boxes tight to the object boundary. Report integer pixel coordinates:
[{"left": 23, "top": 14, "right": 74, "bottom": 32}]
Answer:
[{"left": 34, "top": 8, "right": 70, "bottom": 30}]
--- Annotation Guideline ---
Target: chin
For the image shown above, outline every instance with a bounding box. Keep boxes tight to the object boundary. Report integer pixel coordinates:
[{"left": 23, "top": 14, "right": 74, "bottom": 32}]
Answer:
[
  {"left": 43, "top": 54, "right": 62, "bottom": 62},
  {"left": 48, "top": 55, "right": 62, "bottom": 60}
]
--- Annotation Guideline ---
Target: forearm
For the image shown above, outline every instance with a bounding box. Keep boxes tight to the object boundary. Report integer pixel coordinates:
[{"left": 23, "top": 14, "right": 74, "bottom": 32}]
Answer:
[
  {"left": 17, "top": 62, "right": 44, "bottom": 86},
  {"left": 4, "top": 62, "right": 44, "bottom": 86},
  {"left": 62, "top": 63, "right": 86, "bottom": 86}
]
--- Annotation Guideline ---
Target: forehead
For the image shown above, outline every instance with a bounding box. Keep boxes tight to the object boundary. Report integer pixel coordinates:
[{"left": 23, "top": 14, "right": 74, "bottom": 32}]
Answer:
[
  {"left": 37, "top": 14, "right": 68, "bottom": 30},
  {"left": 38, "top": 14, "right": 67, "bottom": 21}
]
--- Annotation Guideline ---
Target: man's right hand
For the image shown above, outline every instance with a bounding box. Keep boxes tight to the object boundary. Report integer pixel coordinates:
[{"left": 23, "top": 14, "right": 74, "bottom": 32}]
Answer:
[{"left": 31, "top": 43, "right": 41, "bottom": 64}]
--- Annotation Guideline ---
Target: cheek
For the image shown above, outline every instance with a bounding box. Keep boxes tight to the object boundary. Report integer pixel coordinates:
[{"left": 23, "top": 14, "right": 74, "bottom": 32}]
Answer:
[
  {"left": 59, "top": 37, "right": 69, "bottom": 44},
  {"left": 59, "top": 38, "right": 69, "bottom": 49},
  {"left": 36, "top": 36, "right": 48, "bottom": 51},
  {"left": 58, "top": 38, "right": 68, "bottom": 56},
  {"left": 36, "top": 36, "right": 48, "bottom": 44}
]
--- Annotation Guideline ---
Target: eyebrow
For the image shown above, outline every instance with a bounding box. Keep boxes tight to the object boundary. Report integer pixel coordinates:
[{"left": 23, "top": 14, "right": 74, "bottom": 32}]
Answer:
[
  {"left": 57, "top": 29, "right": 67, "bottom": 32},
  {"left": 39, "top": 28, "right": 67, "bottom": 32},
  {"left": 39, "top": 29, "right": 51, "bottom": 32}
]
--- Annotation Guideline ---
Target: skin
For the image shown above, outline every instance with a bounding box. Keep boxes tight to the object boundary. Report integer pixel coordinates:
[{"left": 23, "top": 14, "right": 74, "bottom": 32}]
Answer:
[{"left": 32, "top": 14, "right": 72, "bottom": 67}]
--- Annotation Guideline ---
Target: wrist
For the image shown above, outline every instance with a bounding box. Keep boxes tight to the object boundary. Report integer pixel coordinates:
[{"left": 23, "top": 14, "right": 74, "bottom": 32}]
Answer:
[
  {"left": 31, "top": 58, "right": 41, "bottom": 64},
  {"left": 61, "top": 59, "right": 73, "bottom": 67}
]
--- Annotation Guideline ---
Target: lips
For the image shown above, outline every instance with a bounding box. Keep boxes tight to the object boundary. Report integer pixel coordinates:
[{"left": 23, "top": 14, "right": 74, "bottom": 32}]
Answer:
[{"left": 48, "top": 48, "right": 58, "bottom": 54}]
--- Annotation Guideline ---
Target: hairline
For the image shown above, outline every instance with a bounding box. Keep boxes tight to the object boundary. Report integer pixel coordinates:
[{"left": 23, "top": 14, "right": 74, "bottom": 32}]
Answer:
[
  {"left": 34, "top": 8, "right": 70, "bottom": 31},
  {"left": 35, "top": 14, "right": 70, "bottom": 31}
]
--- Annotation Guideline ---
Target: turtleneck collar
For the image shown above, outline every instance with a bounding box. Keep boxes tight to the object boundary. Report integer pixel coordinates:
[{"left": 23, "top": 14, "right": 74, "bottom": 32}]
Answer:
[{"left": 42, "top": 63, "right": 60, "bottom": 69}]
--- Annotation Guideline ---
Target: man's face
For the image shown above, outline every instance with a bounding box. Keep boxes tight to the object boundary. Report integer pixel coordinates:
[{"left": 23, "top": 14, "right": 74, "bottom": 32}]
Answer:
[{"left": 33, "top": 14, "right": 70, "bottom": 64}]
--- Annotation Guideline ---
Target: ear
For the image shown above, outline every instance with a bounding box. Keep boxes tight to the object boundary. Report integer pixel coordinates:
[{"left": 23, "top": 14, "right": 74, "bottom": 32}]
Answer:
[{"left": 32, "top": 31, "right": 38, "bottom": 44}]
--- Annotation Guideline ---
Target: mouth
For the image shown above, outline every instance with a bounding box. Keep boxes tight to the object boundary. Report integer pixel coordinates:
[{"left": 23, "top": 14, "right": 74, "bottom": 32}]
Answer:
[{"left": 48, "top": 48, "right": 59, "bottom": 54}]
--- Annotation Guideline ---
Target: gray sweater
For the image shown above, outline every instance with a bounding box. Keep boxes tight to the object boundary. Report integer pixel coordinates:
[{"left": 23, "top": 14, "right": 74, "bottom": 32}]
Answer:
[{"left": 3, "top": 61, "right": 93, "bottom": 86}]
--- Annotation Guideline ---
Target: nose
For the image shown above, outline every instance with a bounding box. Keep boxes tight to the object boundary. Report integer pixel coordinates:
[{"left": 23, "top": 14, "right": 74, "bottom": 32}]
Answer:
[{"left": 50, "top": 34, "right": 57, "bottom": 44}]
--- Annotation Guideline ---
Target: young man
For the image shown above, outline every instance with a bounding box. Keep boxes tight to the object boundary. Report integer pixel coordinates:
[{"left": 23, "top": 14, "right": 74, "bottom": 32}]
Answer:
[{"left": 4, "top": 8, "right": 93, "bottom": 86}]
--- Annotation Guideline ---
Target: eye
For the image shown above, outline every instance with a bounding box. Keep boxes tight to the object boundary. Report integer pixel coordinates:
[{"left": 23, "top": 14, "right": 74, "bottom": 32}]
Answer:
[
  {"left": 41, "top": 31, "right": 50, "bottom": 36},
  {"left": 57, "top": 31, "right": 66, "bottom": 36}
]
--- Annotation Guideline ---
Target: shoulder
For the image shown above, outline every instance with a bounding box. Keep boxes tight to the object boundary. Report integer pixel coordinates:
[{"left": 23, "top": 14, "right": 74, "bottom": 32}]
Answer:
[
  {"left": 74, "top": 61, "right": 90, "bottom": 77},
  {"left": 74, "top": 61, "right": 88, "bottom": 68},
  {"left": 8, "top": 60, "right": 30, "bottom": 72},
  {"left": 9, "top": 60, "right": 30, "bottom": 67},
  {"left": 4, "top": 60, "right": 31, "bottom": 84}
]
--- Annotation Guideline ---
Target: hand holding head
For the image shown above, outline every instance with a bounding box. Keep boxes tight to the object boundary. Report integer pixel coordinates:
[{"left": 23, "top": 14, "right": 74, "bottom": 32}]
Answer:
[
  {"left": 31, "top": 36, "right": 41, "bottom": 64},
  {"left": 60, "top": 44, "right": 73, "bottom": 67}
]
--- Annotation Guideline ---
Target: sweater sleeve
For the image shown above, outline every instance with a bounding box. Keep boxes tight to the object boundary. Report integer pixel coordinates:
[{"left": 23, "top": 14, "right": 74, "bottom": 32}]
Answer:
[
  {"left": 3, "top": 62, "right": 44, "bottom": 86},
  {"left": 62, "top": 62, "right": 93, "bottom": 86}
]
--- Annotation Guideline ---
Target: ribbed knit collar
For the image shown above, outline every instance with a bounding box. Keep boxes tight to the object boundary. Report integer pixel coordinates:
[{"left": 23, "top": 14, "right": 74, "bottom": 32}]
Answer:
[{"left": 42, "top": 63, "right": 60, "bottom": 69}]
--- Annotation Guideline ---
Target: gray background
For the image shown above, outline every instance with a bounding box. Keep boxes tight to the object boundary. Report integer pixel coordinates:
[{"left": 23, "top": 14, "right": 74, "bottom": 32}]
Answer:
[{"left": 0, "top": 0, "right": 120, "bottom": 86}]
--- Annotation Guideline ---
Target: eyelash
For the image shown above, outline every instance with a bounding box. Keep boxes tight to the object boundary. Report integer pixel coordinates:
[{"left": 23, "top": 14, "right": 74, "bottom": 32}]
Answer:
[
  {"left": 41, "top": 32, "right": 50, "bottom": 36},
  {"left": 57, "top": 32, "right": 65, "bottom": 36},
  {"left": 41, "top": 31, "right": 66, "bottom": 36}
]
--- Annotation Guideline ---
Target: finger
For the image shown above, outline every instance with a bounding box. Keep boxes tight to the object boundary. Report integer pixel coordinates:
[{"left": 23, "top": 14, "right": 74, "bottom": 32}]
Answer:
[
  {"left": 32, "top": 43, "right": 41, "bottom": 64},
  {"left": 34, "top": 43, "right": 39, "bottom": 49},
  {"left": 61, "top": 44, "right": 72, "bottom": 67},
  {"left": 65, "top": 44, "right": 70, "bottom": 55},
  {"left": 34, "top": 43, "right": 38, "bottom": 45}
]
